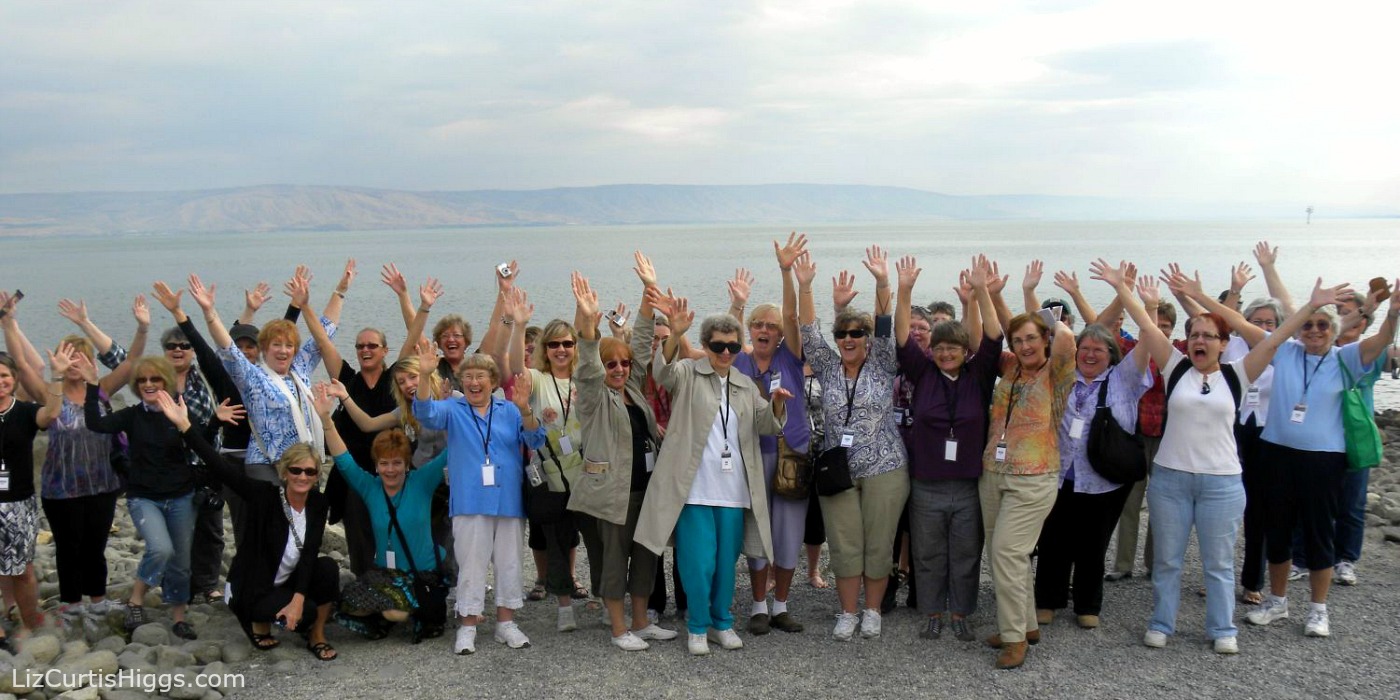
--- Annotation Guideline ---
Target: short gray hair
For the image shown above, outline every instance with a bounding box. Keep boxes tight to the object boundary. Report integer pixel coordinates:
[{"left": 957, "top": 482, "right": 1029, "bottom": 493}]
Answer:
[
  {"left": 700, "top": 314, "right": 742, "bottom": 345},
  {"left": 1242, "top": 297, "right": 1283, "bottom": 323},
  {"left": 1076, "top": 324, "right": 1122, "bottom": 366},
  {"left": 160, "top": 327, "right": 188, "bottom": 346}
]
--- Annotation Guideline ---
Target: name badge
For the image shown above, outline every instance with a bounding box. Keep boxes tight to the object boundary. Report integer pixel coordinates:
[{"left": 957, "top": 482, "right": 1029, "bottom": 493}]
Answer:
[
  {"left": 558, "top": 435, "right": 574, "bottom": 455},
  {"left": 385, "top": 551, "right": 397, "bottom": 570},
  {"left": 645, "top": 450, "right": 656, "bottom": 473},
  {"left": 481, "top": 459, "right": 496, "bottom": 487},
  {"left": 1246, "top": 386, "right": 1261, "bottom": 407},
  {"left": 1290, "top": 403, "right": 1307, "bottom": 424},
  {"left": 839, "top": 432, "right": 855, "bottom": 448},
  {"left": 769, "top": 372, "right": 783, "bottom": 395},
  {"left": 1069, "top": 417, "right": 1086, "bottom": 440},
  {"left": 720, "top": 449, "right": 734, "bottom": 472},
  {"left": 0, "top": 461, "right": 8, "bottom": 492},
  {"left": 944, "top": 439, "right": 958, "bottom": 462},
  {"left": 894, "top": 408, "right": 909, "bottom": 427},
  {"left": 994, "top": 442, "right": 1008, "bottom": 463}
]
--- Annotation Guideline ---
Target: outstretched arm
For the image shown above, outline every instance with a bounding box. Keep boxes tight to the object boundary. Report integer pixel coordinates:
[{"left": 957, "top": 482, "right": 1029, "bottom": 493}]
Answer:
[
  {"left": 398, "top": 276, "right": 443, "bottom": 361},
  {"left": 287, "top": 274, "right": 343, "bottom": 378},
  {"left": 893, "top": 255, "right": 921, "bottom": 347},
  {"left": 774, "top": 233, "right": 807, "bottom": 358},
  {"left": 380, "top": 263, "right": 417, "bottom": 330},
  {"left": 1360, "top": 281, "right": 1400, "bottom": 366},
  {"left": 1253, "top": 241, "right": 1295, "bottom": 315},
  {"left": 1164, "top": 269, "right": 1267, "bottom": 348},
  {"left": 862, "top": 246, "right": 892, "bottom": 316},
  {"left": 1092, "top": 259, "right": 1172, "bottom": 370},
  {"left": 1022, "top": 260, "right": 1044, "bottom": 314}
]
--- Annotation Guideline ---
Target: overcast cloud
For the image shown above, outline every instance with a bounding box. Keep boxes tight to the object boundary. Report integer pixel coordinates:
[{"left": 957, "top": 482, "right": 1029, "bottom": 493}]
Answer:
[{"left": 3, "top": 0, "right": 1397, "bottom": 206}]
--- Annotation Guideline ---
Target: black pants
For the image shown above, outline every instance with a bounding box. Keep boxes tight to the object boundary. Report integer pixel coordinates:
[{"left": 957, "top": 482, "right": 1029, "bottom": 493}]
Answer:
[
  {"left": 540, "top": 511, "right": 583, "bottom": 597},
  {"left": 342, "top": 487, "right": 377, "bottom": 577},
  {"left": 226, "top": 457, "right": 278, "bottom": 549},
  {"left": 244, "top": 556, "right": 340, "bottom": 630},
  {"left": 1262, "top": 442, "right": 1347, "bottom": 570},
  {"left": 1235, "top": 418, "right": 1268, "bottom": 592},
  {"left": 804, "top": 484, "right": 826, "bottom": 546},
  {"left": 648, "top": 549, "right": 688, "bottom": 615},
  {"left": 1035, "top": 480, "right": 1131, "bottom": 615},
  {"left": 190, "top": 492, "right": 226, "bottom": 596},
  {"left": 41, "top": 492, "right": 119, "bottom": 603}
]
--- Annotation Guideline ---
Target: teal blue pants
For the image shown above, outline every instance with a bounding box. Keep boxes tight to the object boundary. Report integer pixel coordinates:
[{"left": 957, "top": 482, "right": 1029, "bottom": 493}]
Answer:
[{"left": 673, "top": 504, "right": 745, "bottom": 635}]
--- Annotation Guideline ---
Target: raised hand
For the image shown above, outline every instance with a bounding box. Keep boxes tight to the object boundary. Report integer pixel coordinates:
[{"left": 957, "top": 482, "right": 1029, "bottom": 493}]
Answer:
[
  {"left": 1231, "top": 262, "right": 1256, "bottom": 293},
  {"left": 669, "top": 297, "right": 694, "bottom": 336},
  {"left": 953, "top": 270, "right": 973, "bottom": 304},
  {"left": 419, "top": 277, "right": 444, "bottom": 309},
  {"left": 0, "top": 291, "right": 19, "bottom": 320},
  {"left": 861, "top": 245, "right": 889, "bottom": 285},
  {"left": 969, "top": 256, "right": 992, "bottom": 290},
  {"left": 1308, "top": 279, "right": 1351, "bottom": 310},
  {"left": 57, "top": 298, "right": 89, "bottom": 325},
  {"left": 187, "top": 274, "right": 217, "bottom": 311},
  {"left": 1124, "top": 262, "right": 1139, "bottom": 292},
  {"left": 283, "top": 273, "right": 311, "bottom": 309},
  {"left": 244, "top": 282, "right": 272, "bottom": 313},
  {"left": 73, "top": 351, "right": 99, "bottom": 384},
  {"left": 215, "top": 399, "right": 246, "bottom": 426},
  {"left": 571, "top": 271, "right": 599, "bottom": 320},
  {"left": 642, "top": 286, "right": 673, "bottom": 317},
  {"left": 1089, "top": 258, "right": 1129, "bottom": 289},
  {"left": 832, "top": 270, "right": 859, "bottom": 309},
  {"left": 153, "top": 391, "right": 192, "bottom": 432},
  {"left": 325, "top": 378, "right": 350, "bottom": 400},
  {"left": 632, "top": 251, "right": 658, "bottom": 288},
  {"left": 769, "top": 386, "right": 793, "bottom": 416},
  {"left": 495, "top": 260, "right": 519, "bottom": 293},
  {"left": 986, "top": 259, "right": 1009, "bottom": 295},
  {"left": 774, "top": 232, "right": 808, "bottom": 271},
  {"left": 895, "top": 255, "right": 921, "bottom": 289},
  {"left": 380, "top": 263, "right": 408, "bottom": 295},
  {"left": 311, "top": 382, "right": 336, "bottom": 417},
  {"left": 414, "top": 338, "right": 439, "bottom": 380},
  {"left": 337, "top": 259, "right": 357, "bottom": 293},
  {"left": 505, "top": 287, "right": 534, "bottom": 325},
  {"left": 1022, "top": 260, "right": 1044, "bottom": 291},
  {"left": 1253, "top": 241, "right": 1278, "bottom": 267},
  {"left": 47, "top": 342, "right": 77, "bottom": 377},
  {"left": 727, "top": 268, "right": 755, "bottom": 308},
  {"left": 1052, "top": 270, "right": 1080, "bottom": 296},
  {"left": 152, "top": 282, "right": 184, "bottom": 313},
  {"left": 510, "top": 369, "right": 533, "bottom": 410},
  {"left": 792, "top": 252, "right": 817, "bottom": 288},
  {"left": 132, "top": 295, "right": 150, "bottom": 327},
  {"left": 1138, "top": 275, "right": 1162, "bottom": 308}
]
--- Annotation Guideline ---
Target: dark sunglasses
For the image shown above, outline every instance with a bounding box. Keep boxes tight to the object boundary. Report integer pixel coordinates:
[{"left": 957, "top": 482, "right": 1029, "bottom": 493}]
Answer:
[
  {"left": 707, "top": 341, "right": 742, "bottom": 355},
  {"left": 134, "top": 376, "right": 164, "bottom": 384},
  {"left": 604, "top": 359, "right": 632, "bottom": 370},
  {"left": 163, "top": 342, "right": 192, "bottom": 351},
  {"left": 833, "top": 329, "right": 868, "bottom": 340},
  {"left": 286, "top": 466, "right": 320, "bottom": 477},
  {"left": 354, "top": 343, "right": 382, "bottom": 350},
  {"left": 1301, "top": 320, "right": 1331, "bottom": 332},
  {"left": 546, "top": 340, "right": 577, "bottom": 349}
]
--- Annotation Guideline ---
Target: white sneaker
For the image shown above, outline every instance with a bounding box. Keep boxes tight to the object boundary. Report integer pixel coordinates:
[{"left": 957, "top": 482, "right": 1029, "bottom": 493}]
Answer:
[
  {"left": 1246, "top": 597, "right": 1289, "bottom": 626},
  {"left": 687, "top": 632, "right": 710, "bottom": 656},
  {"left": 1142, "top": 629, "right": 1168, "bottom": 648},
  {"left": 832, "top": 612, "right": 859, "bottom": 641},
  {"left": 1304, "top": 609, "right": 1330, "bottom": 637},
  {"left": 611, "top": 631, "right": 649, "bottom": 651},
  {"left": 635, "top": 623, "right": 678, "bottom": 641},
  {"left": 706, "top": 627, "right": 743, "bottom": 650},
  {"left": 860, "top": 609, "right": 882, "bottom": 639},
  {"left": 1287, "top": 565, "right": 1307, "bottom": 581},
  {"left": 1213, "top": 636, "right": 1239, "bottom": 654},
  {"left": 1335, "top": 561, "right": 1358, "bottom": 586},
  {"left": 557, "top": 606, "right": 577, "bottom": 632},
  {"left": 85, "top": 599, "right": 119, "bottom": 616},
  {"left": 454, "top": 625, "right": 478, "bottom": 655},
  {"left": 494, "top": 621, "right": 531, "bottom": 649}
]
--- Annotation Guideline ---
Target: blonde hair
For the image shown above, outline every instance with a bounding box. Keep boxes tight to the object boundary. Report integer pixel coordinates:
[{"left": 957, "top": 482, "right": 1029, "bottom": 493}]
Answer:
[
  {"left": 390, "top": 356, "right": 441, "bottom": 433},
  {"left": 275, "top": 443, "right": 323, "bottom": 482},
  {"left": 61, "top": 334, "right": 95, "bottom": 361},
  {"left": 128, "top": 356, "right": 177, "bottom": 396},
  {"left": 531, "top": 319, "right": 578, "bottom": 375}
]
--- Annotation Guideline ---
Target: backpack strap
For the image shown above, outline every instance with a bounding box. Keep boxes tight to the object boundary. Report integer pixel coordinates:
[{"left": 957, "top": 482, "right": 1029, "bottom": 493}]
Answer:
[
  {"left": 1162, "top": 357, "right": 1244, "bottom": 427},
  {"left": 1219, "top": 363, "right": 1244, "bottom": 414}
]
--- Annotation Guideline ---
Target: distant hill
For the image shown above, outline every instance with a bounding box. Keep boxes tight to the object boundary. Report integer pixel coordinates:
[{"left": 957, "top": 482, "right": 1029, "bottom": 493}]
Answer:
[{"left": 0, "top": 183, "right": 1388, "bottom": 235}]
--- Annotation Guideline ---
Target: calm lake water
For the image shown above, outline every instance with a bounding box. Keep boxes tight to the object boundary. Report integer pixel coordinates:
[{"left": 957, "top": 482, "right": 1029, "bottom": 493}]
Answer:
[{"left": 7, "top": 219, "right": 1399, "bottom": 406}]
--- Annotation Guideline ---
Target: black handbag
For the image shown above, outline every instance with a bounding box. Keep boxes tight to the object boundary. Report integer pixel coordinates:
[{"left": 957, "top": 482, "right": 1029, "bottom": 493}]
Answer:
[
  {"left": 525, "top": 445, "right": 573, "bottom": 522},
  {"left": 1086, "top": 373, "right": 1146, "bottom": 484},
  {"left": 812, "top": 445, "right": 854, "bottom": 496},
  {"left": 384, "top": 489, "right": 449, "bottom": 643}
]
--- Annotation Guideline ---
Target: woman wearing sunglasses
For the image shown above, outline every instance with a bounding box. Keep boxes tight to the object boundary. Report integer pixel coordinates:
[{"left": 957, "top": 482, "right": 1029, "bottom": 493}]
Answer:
[
  {"left": 1106, "top": 262, "right": 1344, "bottom": 655},
  {"left": 634, "top": 278, "right": 791, "bottom": 656},
  {"left": 563, "top": 272, "right": 678, "bottom": 651},
  {"left": 156, "top": 391, "right": 340, "bottom": 660},
  {"left": 795, "top": 246, "right": 908, "bottom": 643}
]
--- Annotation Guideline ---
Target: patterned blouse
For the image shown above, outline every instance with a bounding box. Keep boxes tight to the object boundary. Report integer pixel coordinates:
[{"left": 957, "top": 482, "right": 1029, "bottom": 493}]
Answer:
[
  {"left": 42, "top": 395, "right": 124, "bottom": 499},
  {"left": 982, "top": 349, "right": 1076, "bottom": 476},
  {"left": 801, "top": 319, "right": 907, "bottom": 480},
  {"left": 217, "top": 316, "right": 335, "bottom": 465}
]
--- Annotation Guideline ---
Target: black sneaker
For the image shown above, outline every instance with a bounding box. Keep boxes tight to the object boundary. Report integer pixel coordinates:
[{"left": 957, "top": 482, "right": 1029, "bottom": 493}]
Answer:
[
  {"left": 172, "top": 621, "right": 198, "bottom": 640},
  {"left": 748, "top": 613, "right": 771, "bottom": 635},
  {"left": 951, "top": 617, "right": 976, "bottom": 642},
  {"left": 124, "top": 604, "right": 147, "bottom": 632},
  {"left": 920, "top": 616, "right": 943, "bottom": 640}
]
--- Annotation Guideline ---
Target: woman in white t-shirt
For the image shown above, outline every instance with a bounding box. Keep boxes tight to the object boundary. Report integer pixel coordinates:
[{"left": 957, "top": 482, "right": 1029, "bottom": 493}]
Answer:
[{"left": 1093, "top": 260, "right": 1342, "bottom": 656}]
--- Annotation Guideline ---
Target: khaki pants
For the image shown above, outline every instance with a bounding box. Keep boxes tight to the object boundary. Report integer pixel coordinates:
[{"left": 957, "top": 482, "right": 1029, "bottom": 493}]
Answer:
[
  {"left": 1113, "top": 435, "right": 1162, "bottom": 574},
  {"left": 979, "top": 471, "right": 1057, "bottom": 644},
  {"left": 819, "top": 467, "right": 911, "bottom": 579}
]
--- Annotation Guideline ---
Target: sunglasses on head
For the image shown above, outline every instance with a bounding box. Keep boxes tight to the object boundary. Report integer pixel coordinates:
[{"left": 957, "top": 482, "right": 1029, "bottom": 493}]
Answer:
[
  {"left": 135, "top": 376, "right": 164, "bottom": 384},
  {"left": 1302, "top": 320, "right": 1332, "bottom": 332},
  {"left": 604, "top": 359, "right": 632, "bottom": 370},
  {"left": 286, "top": 466, "right": 319, "bottom": 477},
  {"left": 546, "top": 340, "right": 577, "bottom": 349},
  {"left": 833, "top": 329, "right": 868, "bottom": 340},
  {"left": 163, "top": 342, "right": 192, "bottom": 351},
  {"left": 354, "top": 343, "right": 382, "bottom": 351},
  {"left": 707, "top": 340, "right": 742, "bottom": 355}
]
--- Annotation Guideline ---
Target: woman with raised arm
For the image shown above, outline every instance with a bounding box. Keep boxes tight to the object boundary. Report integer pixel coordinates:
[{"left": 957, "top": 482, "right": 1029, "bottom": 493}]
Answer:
[
  {"left": 565, "top": 272, "right": 679, "bottom": 651},
  {"left": 634, "top": 284, "right": 791, "bottom": 656},
  {"left": 1097, "top": 260, "right": 1345, "bottom": 655},
  {"left": 156, "top": 391, "right": 339, "bottom": 660},
  {"left": 979, "top": 266, "right": 1076, "bottom": 670},
  {"left": 413, "top": 350, "right": 545, "bottom": 655},
  {"left": 896, "top": 256, "right": 1003, "bottom": 643},
  {"left": 0, "top": 340, "right": 73, "bottom": 651},
  {"left": 796, "top": 246, "right": 907, "bottom": 643}
]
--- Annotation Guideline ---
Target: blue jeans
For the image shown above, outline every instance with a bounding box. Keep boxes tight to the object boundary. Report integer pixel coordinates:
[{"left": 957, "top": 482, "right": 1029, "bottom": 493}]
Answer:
[
  {"left": 128, "top": 494, "right": 196, "bottom": 606},
  {"left": 1146, "top": 465, "right": 1244, "bottom": 640},
  {"left": 674, "top": 504, "right": 745, "bottom": 635}
]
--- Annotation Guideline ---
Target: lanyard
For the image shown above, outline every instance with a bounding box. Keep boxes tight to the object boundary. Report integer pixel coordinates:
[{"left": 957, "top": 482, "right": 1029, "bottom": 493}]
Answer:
[
  {"left": 550, "top": 374, "right": 572, "bottom": 426},
  {"left": 1299, "top": 350, "right": 1329, "bottom": 405},
  {"left": 1002, "top": 365, "right": 1033, "bottom": 439},
  {"left": 717, "top": 375, "right": 733, "bottom": 445},
  {"left": 842, "top": 362, "right": 865, "bottom": 427},
  {"left": 470, "top": 401, "right": 496, "bottom": 457},
  {"left": 939, "top": 372, "right": 959, "bottom": 437}
]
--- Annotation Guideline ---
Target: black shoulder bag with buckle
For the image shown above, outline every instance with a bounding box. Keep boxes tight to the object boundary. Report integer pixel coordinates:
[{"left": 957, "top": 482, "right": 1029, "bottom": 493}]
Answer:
[
  {"left": 384, "top": 487, "right": 448, "bottom": 643},
  {"left": 1085, "top": 370, "right": 1147, "bottom": 484},
  {"left": 813, "top": 363, "right": 862, "bottom": 496}
]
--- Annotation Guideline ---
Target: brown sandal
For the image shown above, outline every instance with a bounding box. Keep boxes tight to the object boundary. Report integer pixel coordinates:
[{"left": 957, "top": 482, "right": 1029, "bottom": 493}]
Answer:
[{"left": 307, "top": 641, "right": 337, "bottom": 661}]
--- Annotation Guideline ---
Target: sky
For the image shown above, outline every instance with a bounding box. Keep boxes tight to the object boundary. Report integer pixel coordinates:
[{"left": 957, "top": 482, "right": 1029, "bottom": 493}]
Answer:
[{"left": 3, "top": 1, "right": 1399, "bottom": 206}]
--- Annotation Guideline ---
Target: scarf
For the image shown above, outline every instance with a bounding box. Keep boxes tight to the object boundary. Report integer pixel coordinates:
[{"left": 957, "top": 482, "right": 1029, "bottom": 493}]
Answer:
[{"left": 259, "top": 362, "right": 325, "bottom": 460}]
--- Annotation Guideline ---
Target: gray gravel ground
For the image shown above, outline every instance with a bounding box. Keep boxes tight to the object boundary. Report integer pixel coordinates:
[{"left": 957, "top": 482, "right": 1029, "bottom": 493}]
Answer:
[{"left": 238, "top": 523, "right": 1400, "bottom": 700}]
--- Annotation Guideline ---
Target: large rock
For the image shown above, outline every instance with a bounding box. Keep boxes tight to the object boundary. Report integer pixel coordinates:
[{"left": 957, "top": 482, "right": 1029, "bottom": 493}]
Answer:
[
  {"left": 91, "top": 637, "right": 125, "bottom": 655},
  {"left": 165, "top": 671, "right": 204, "bottom": 700},
  {"left": 46, "top": 651, "right": 119, "bottom": 692},
  {"left": 220, "top": 641, "right": 252, "bottom": 664},
  {"left": 54, "top": 687, "right": 101, "bottom": 700},
  {"left": 155, "top": 646, "right": 196, "bottom": 671},
  {"left": 20, "top": 635, "right": 62, "bottom": 665},
  {"left": 0, "top": 651, "right": 41, "bottom": 694},
  {"left": 129, "top": 623, "right": 170, "bottom": 647},
  {"left": 181, "top": 641, "right": 223, "bottom": 665}
]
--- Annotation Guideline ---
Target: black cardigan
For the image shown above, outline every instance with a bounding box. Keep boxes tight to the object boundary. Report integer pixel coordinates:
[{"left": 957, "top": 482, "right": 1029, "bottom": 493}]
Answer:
[
  {"left": 84, "top": 384, "right": 196, "bottom": 500},
  {"left": 180, "top": 426, "right": 328, "bottom": 639}
]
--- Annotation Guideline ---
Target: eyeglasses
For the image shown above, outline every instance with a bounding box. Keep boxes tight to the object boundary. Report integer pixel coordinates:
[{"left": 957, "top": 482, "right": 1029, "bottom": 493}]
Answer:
[
  {"left": 707, "top": 340, "right": 742, "bottom": 355},
  {"left": 285, "top": 467, "right": 320, "bottom": 477},
  {"left": 1250, "top": 318, "right": 1278, "bottom": 329},
  {"left": 1187, "top": 332, "right": 1221, "bottom": 341},
  {"left": 749, "top": 321, "right": 781, "bottom": 332},
  {"left": 354, "top": 343, "right": 382, "bottom": 351},
  {"left": 163, "top": 342, "right": 192, "bottom": 351},
  {"left": 546, "top": 340, "right": 577, "bottom": 349},
  {"left": 833, "top": 329, "right": 868, "bottom": 340},
  {"left": 1009, "top": 334, "right": 1041, "bottom": 348},
  {"left": 932, "top": 345, "right": 965, "bottom": 356},
  {"left": 1301, "top": 320, "right": 1332, "bottom": 332},
  {"left": 134, "top": 376, "right": 164, "bottom": 385},
  {"left": 604, "top": 359, "right": 632, "bottom": 370}
]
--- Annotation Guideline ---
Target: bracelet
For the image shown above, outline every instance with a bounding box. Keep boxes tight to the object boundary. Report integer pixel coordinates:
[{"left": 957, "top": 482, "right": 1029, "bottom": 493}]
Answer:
[
  {"left": 501, "top": 316, "right": 515, "bottom": 326},
  {"left": 335, "top": 291, "right": 346, "bottom": 299},
  {"left": 418, "top": 305, "right": 431, "bottom": 313}
]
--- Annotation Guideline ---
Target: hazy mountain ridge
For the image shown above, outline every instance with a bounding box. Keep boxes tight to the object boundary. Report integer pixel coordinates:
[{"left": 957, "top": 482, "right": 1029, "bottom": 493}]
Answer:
[{"left": 0, "top": 184, "right": 1386, "bottom": 235}]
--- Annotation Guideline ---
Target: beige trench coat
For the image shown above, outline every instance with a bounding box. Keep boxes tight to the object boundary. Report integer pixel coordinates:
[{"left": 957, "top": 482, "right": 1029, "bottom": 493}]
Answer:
[
  {"left": 566, "top": 324, "right": 661, "bottom": 525},
  {"left": 633, "top": 344, "right": 785, "bottom": 561}
]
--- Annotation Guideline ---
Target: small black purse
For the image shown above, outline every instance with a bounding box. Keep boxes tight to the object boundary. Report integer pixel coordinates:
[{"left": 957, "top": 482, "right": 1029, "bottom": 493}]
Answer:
[
  {"left": 1086, "top": 374, "right": 1146, "bottom": 484},
  {"left": 812, "top": 445, "right": 854, "bottom": 496}
]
